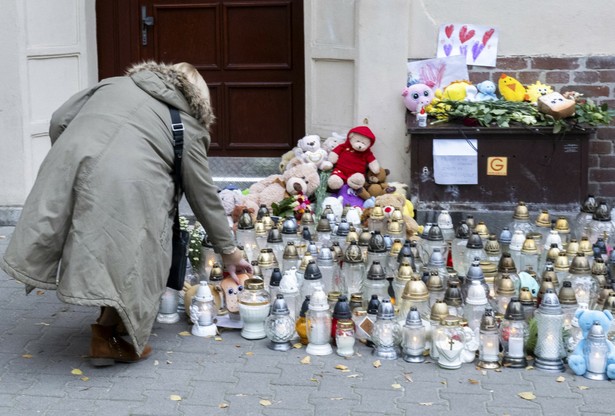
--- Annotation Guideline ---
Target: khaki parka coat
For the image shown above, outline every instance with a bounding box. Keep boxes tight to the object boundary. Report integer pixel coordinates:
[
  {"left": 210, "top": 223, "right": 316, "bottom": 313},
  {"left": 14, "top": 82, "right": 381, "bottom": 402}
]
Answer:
[{"left": 0, "top": 62, "right": 235, "bottom": 354}]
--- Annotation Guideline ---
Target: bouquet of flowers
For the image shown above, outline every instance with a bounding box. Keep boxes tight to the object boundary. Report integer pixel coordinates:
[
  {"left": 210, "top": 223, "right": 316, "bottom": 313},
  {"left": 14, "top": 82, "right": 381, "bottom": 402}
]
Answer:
[{"left": 271, "top": 192, "right": 311, "bottom": 220}]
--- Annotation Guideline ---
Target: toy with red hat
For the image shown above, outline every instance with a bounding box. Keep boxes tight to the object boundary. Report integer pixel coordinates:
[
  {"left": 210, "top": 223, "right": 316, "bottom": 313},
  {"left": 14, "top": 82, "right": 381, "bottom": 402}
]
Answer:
[{"left": 327, "top": 125, "right": 381, "bottom": 192}]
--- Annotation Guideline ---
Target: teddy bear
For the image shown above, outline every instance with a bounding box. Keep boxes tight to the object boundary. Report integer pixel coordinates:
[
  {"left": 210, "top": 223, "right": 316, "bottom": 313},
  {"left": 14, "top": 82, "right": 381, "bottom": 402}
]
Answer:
[
  {"left": 278, "top": 149, "right": 296, "bottom": 173},
  {"left": 285, "top": 134, "right": 333, "bottom": 171},
  {"left": 568, "top": 309, "right": 615, "bottom": 379},
  {"left": 245, "top": 162, "right": 320, "bottom": 212},
  {"left": 374, "top": 191, "right": 420, "bottom": 239},
  {"left": 474, "top": 80, "right": 499, "bottom": 102},
  {"left": 364, "top": 167, "right": 392, "bottom": 198},
  {"left": 327, "top": 125, "right": 380, "bottom": 192},
  {"left": 322, "top": 132, "right": 346, "bottom": 154}
]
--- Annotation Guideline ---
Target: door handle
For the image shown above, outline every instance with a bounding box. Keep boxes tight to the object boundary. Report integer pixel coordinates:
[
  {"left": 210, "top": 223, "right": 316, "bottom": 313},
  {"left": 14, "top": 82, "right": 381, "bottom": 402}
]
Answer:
[{"left": 141, "top": 6, "right": 154, "bottom": 46}]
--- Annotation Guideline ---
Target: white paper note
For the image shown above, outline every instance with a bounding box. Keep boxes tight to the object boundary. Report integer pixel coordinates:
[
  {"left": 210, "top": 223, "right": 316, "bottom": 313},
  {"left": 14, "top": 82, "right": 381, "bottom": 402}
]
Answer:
[{"left": 433, "top": 139, "right": 478, "bottom": 185}]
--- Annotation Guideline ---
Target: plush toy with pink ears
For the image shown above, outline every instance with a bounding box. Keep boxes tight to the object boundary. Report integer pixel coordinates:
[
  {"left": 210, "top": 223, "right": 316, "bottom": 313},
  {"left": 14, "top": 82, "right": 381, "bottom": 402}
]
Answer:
[{"left": 402, "top": 81, "right": 435, "bottom": 113}]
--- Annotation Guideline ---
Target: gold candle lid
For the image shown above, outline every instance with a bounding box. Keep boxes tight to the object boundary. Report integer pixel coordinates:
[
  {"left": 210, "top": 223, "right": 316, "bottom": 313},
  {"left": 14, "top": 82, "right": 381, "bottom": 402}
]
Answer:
[
  {"left": 553, "top": 252, "right": 570, "bottom": 272},
  {"left": 474, "top": 221, "right": 489, "bottom": 239},
  {"left": 300, "top": 210, "right": 315, "bottom": 225},
  {"left": 521, "top": 236, "right": 538, "bottom": 254},
  {"left": 389, "top": 239, "right": 404, "bottom": 257},
  {"left": 337, "top": 320, "right": 355, "bottom": 330},
  {"left": 370, "top": 204, "right": 385, "bottom": 220},
  {"left": 390, "top": 208, "right": 403, "bottom": 223},
  {"left": 578, "top": 237, "right": 593, "bottom": 256},
  {"left": 495, "top": 274, "right": 516, "bottom": 296},
  {"left": 554, "top": 217, "right": 570, "bottom": 233},
  {"left": 426, "top": 271, "right": 444, "bottom": 291},
  {"left": 535, "top": 210, "right": 551, "bottom": 227},
  {"left": 558, "top": 282, "right": 578, "bottom": 305},
  {"left": 519, "top": 287, "right": 534, "bottom": 303},
  {"left": 387, "top": 219, "right": 403, "bottom": 234},
  {"left": 402, "top": 277, "right": 429, "bottom": 301},
  {"left": 484, "top": 235, "right": 501, "bottom": 255},
  {"left": 298, "top": 253, "right": 314, "bottom": 271},
  {"left": 479, "top": 260, "right": 498, "bottom": 278},
  {"left": 257, "top": 248, "right": 276, "bottom": 267},
  {"left": 396, "top": 261, "right": 414, "bottom": 280},
  {"left": 430, "top": 300, "right": 449, "bottom": 322},
  {"left": 328, "top": 291, "right": 342, "bottom": 303},
  {"left": 569, "top": 253, "right": 590, "bottom": 274},
  {"left": 513, "top": 201, "right": 530, "bottom": 220},
  {"left": 566, "top": 239, "right": 579, "bottom": 257}
]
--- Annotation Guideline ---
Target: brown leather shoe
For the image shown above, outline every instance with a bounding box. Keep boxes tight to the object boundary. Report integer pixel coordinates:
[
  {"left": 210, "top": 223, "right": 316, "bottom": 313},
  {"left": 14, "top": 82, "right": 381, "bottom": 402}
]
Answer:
[{"left": 89, "top": 324, "right": 152, "bottom": 367}]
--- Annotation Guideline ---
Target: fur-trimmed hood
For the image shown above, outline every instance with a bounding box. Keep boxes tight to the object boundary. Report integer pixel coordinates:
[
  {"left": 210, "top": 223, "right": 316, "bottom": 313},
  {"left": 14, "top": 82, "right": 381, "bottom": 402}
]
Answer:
[{"left": 126, "top": 61, "right": 215, "bottom": 131}]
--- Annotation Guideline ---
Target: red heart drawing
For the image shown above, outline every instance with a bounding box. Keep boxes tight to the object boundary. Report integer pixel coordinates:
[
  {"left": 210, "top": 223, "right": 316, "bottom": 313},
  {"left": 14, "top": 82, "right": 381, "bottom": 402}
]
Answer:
[
  {"left": 445, "top": 24, "right": 454, "bottom": 39},
  {"left": 482, "top": 28, "right": 495, "bottom": 46},
  {"left": 459, "top": 25, "right": 475, "bottom": 44}
]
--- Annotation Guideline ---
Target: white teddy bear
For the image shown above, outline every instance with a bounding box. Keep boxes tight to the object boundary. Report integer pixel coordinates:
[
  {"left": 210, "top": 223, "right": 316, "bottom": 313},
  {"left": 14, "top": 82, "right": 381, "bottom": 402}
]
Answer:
[{"left": 287, "top": 135, "right": 332, "bottom": 171}]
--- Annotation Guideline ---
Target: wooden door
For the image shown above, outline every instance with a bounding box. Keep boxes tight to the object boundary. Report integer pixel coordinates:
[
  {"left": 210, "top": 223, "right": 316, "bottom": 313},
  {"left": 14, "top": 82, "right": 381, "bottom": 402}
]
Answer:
[{"left": 96, "top": 0, "right": 305, "bottom": 157}]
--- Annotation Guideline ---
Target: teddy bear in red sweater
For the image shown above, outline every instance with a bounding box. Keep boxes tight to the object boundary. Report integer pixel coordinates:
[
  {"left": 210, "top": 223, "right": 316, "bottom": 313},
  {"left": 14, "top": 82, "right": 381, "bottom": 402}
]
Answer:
[{"left": 327, "top": 125, "right": 380, "bottom": 192}]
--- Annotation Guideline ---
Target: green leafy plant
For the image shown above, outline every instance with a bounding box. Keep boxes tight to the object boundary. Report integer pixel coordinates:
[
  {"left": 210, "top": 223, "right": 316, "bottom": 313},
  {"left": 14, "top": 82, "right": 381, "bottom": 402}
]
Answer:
[{"left": 428, "top": 98, "right": 614, "bottom": 133}]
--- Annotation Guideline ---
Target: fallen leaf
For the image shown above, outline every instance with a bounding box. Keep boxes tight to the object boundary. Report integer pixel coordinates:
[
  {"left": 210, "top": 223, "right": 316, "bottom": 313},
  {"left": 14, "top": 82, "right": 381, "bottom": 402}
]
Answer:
[
  {"left": 391, "top": 383, "right": 402, "bottom": 389},
  {"left": 245, "top": 351, "right": 254, "bottom": 357},
  {"left": 178, "top": 331, "right": 191, "bottom": 337},
  {"left": 71, "top": 368, "right": 83, "bottom": 376},
  {"left": 518, "top": 392, "right": 536, "bottom": 401},
  {"left": 494, "top": 368, "right": 502, "bottom": 373},
  {"left": 556, "top": 376, "right": 566, "bottom": 383},
  {"left": 347, "top": 374, "right": 359, "bottom": 378},
  {"left": 419, "top": 402, "right": 433, "bottom": 406},
  {"left": 468, "top": 379, "right": 480, "bottom": 385},
  {"left": 36, "top": 290, "right": 45, "bottom": 296},
  {"left": 80, "top": 376, "right": 89, "bottom": 382},
  {"left": 373, "top": 360, "right": 382, "bottom": 368},
  {"left": 525, "top": 365, "right": 534, "bottom": 370},
  {"left": 404, "top": 373, "right": 413, "bottom": 382},
  {"left": 166, "top": 360, "right": 173, "bottom": 365},
  {"left": 335, "top": 364, "right": 349, "bottom": 371},
  {"left": 218, "top": 403, "right": 229, "bottom": 409},
  {"left": 310, "top": 377, "right": 319, "bottom": 382},
  {"left": 292, "top": 343, "right": 303, "bottom": 349},
  {"left": 153, "top": 360, "right": 159, "bottom": 366},
  {"left": 21, "top": 354, "right": 33, "bottom": 359},
  {"left": 330, "top": 397, "right": 343, "bottom": 401},
  {"left": 578, "top": 386, "right": 589, "bottom": 390},
  {"left": 300, "top": 356, "right": 311, "bottom": 364},
  {"left": 440, "top": 381, "right": 447, "bottom": 385},
  {"left": 259, "top": 399, "right": 272, "bottom": 406},
  {"left": 170, "top": 394, "right": 182, "bottom": 401},
  {"left": 35, "top": 322, "right": 50, "bottom": 326},
  {"left": 214, "top": 336, "right": 223, "bottom": 341}
]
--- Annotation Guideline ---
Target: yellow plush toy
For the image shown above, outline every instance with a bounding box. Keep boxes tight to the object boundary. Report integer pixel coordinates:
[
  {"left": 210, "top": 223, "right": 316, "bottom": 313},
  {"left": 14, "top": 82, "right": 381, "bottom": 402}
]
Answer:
[
  {"left": 526, "top": 81, "right": 554, "bottom": 104},
  {"left": 498, "top": 74, "right": 528, "bottom": 102},
  {"left": 435, "top": 80, "right": 477, "bottom": 102}
]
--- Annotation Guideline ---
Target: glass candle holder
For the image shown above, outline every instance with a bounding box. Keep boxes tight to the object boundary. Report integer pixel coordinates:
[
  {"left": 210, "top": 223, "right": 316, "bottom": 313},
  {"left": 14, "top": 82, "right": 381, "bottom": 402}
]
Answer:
[
  {"left": 499, "top": 298, "right": 528, "bottom": 368},
  {"left": 335, "top": 319, "right": 356, "bottom": 357},
  {"left": 189, "top": 282, "right": 218, "bottom": 337},
  {"left": 265, "top": 294, "right": 296, "bottom": 351},
  {"left": 533, "top": 289, "right": 566, "bottom": 372},
  {"left": 238, "top": 279, "right": 271, "bottom": 340},
  {"left": 401, "top": 307, "right": 426, "bottom": 363},
  {"left": 306, "top": 288, "right": 333, "bottom": 355},
  {"left": 371, "top": 299, "right": 402, "bottom": 360},
  {"left": 477, "top": 308, "right": 500, "bottom": 369},
  {"left": 434, "top": 315, "right": 466, "bottom": 369}
]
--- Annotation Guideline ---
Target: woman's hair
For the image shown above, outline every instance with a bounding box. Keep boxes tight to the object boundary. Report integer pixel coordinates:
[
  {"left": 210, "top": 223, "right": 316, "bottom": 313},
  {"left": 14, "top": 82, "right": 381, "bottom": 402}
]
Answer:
[{"left": 172, "top": 62, "right": 215, "bottom": 131}]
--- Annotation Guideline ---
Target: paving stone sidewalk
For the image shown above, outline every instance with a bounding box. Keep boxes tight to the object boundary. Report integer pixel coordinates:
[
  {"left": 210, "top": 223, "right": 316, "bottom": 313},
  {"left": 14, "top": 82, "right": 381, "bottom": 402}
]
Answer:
[{"left": 0, "top": 226, "right": 613, "bottom": 416}]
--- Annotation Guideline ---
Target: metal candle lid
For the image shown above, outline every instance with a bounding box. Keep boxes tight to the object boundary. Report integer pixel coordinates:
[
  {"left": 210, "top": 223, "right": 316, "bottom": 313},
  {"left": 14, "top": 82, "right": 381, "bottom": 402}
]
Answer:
[
  {"left": 474, "top": 222, "right": 489, "bottom": 240},
  {"left": 480, "top": 308, "right": 497, "bottom": 331},
  {"left": 499, "top": 227, "right": 512, "bottom": 245},
  {"left": 592, "top": 201, "right": 611, "bottom": 221},
  {"left": 254, "top": 220, "right": 267, "bottom": 237},
  {"left": 343, "top": 241, "right": 363, "bottom": 263},
  {"left": 503, "top": 298, "right": 525, "bottom": 321},
  {"left": 430, "top": 300, "right": 450, "bottom": 322},
  {"left": 308, "top": 288, "right": 329, "bottom": 311},
  {"left": 370, "top": 204, "right": 386, "bottom": 220},
  {"left": 376, "top": 299, "right": 395, "bottom": 320},
  {"left": 333, "top": 295, "right": 352, "bottom": 319},
  {"left": 317, "top": 246, "right": 334, "bottom": 263},
  {"left": 455, "top": 222, "right": 470, "bottom": 239},
  {"left": 301, "top": 209, "right": 315, "bottom": 225},
  {"left": 367, "top": 294, "right": 380, "bottom": 314},
  {"left": 257, "top": 204, "right": 270, "bottom": 220},
  {"left": 521, "top": 236, "right": 538, "bottom": 254},
  {"left": 194, "top": 281, "right": 214, "bottom": 302},
  {"left": 484, "top": 235, "right": 501, "bottom": 255},
  {"left": 428, "top": 248, "right": 445, "bottom": 268},
  {"left": 281, "top": 216, "right": 298, "bottom": 234},
  {"left": 580, "top": 194, "right": 597, "bottom": 213},
  {"left": 283, "top": 242, "right": 299, "bottom": 259},
  {"left": 558, "top": 281, "right": 577, "bottom": 305},
  {"left": 257, "top": 248, "right": 276, "bottom": 267},
  {"left": 209, "top": 263, "right": 224, "bottom": 281},
  {"left": 304, "top": 260, "right": 322, "bottom": 280},
  {"left": 518, "top": 287, "right": 534, "bottom": 304},
  {"left": 368, "top": 231, "right": 387, "bottom": 253},
  {"left": 535, "top": 210, "right": 551, "bottom": 228},
  {"left": 402, "top": 277, "right": 429, "bottom": 301},
  {"left": 538, "top": 288, "right": 562, "bottom": 314},
  {"left": 269, "top": 268, "right": 283, "bottom": 287},
  {"left": 513, "top": 201, "right": 530, "bottom": 220},
  {"left": 466, "top": 259, "right": 485, "bottom": 281},
  {"left": 465, "top": 280, "right": 488, "bottom": 305},
  {"left": 405, "top": 306, "right": 423, "bottom": 327},
  {"left": 271, "top": 294, "right": 290, "bottom": 315},
  {"left": 316, "top": 214, "right": 332, "bottom": 232},
  {"left": 569, "top": 253, "right": 591, "bottom": 274},
  {"left": 495, "top": 274, "right": 516, "bottom": 296},
  {"left": 237, "top": 209, "right": 255, "bottom": 230},
  {"left": 359, "top": 230, "right": 373, "bottom": 247},
  {"left": 554, "top": 217, "right": 570, "bottom": 233},
  {"left": 267, "top": 228, "right": 283, "bottom": 243},
  {"left": 367, "top": 261, "right": 386, "bottom": 280},
  {"left": 335, "top": 219, "right": 350, "bottom": 237},
  {"left": 396, "top": 261, "right": 414, "bottom": 280},
  {"left": 426, "top": 271, "right": 444, "bottom": 291},
  {"left": 426, "top": 224, "right": 444, "bottom": 242},
  {"left": 466, "top": 232, "right": 484, "bottom": 249},
  {"left": 299, "top": 295, "right": 310, "bottom": 317},
  {"left": 444, "top": 281, "right": 463, "bottom": 307},
  {"left": 497, "top": 253, "right": 517, "bottom": 273}
]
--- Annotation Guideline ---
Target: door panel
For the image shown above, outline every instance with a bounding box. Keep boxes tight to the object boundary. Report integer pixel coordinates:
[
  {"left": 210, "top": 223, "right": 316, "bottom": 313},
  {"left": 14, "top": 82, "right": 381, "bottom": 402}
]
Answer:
[{"left": 96, "top": 0, "right": 304, "bottom": 157}]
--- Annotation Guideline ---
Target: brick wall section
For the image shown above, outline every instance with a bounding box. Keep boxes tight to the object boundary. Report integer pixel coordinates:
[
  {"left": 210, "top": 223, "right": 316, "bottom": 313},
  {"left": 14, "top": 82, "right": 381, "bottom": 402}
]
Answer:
[{"left": 465, "top": 56, "right": 615, "bottom": 206}]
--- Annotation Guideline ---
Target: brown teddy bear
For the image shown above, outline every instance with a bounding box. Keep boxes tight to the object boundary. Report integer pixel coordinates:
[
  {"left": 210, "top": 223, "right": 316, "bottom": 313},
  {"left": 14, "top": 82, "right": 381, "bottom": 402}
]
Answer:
[
  {"left": 245, "top": 162, "right": 321, "bottom": 212},
  {"left": 365, "top": 167, "right": 393, "bottom": 197},
  {"left": 374, "top": 192, "right": 420, "bottom": 240}
]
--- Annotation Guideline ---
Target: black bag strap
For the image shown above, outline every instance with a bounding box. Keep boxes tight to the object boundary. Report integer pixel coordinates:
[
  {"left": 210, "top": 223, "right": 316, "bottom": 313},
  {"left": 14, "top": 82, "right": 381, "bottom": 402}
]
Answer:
[{"left": 168, "top": 106, "right": 184, "bottom": 229}]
